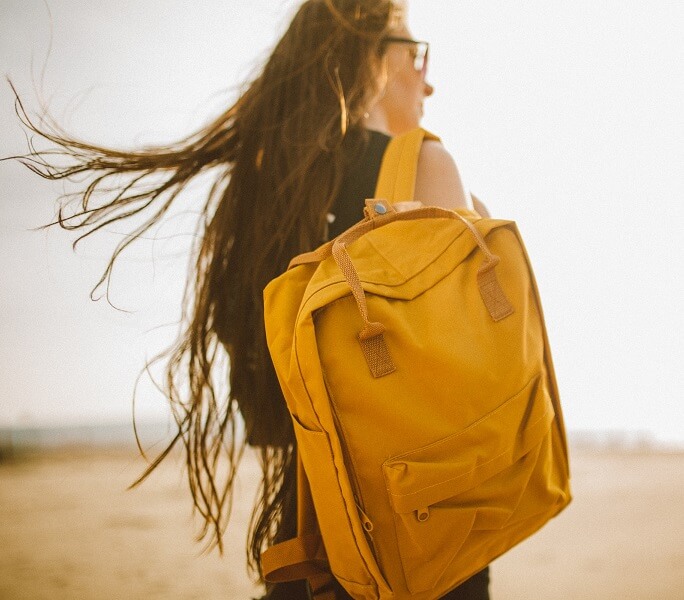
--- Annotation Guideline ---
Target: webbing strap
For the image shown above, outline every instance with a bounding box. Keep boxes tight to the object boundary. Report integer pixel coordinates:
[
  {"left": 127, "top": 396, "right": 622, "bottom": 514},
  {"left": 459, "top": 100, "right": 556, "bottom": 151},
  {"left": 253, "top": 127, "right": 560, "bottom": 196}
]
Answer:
[
  {"left": 261, "top": 533, "right": 328, "bottom": 583},
  {"left": 261, "top": 453, "right": 337, "bottom": 599},
  {"left": 374, "top": 127, "right": 441, "bottom": 203},
  {"left": 332, "top": 237, "right": 396, "bottom": 377}
]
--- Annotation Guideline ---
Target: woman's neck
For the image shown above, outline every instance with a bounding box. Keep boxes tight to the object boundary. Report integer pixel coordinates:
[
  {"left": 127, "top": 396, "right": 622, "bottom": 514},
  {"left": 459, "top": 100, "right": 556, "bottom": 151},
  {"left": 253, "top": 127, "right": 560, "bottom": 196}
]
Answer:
[{"left": 362, "top": 106, "right": 391, "bottom": 136}]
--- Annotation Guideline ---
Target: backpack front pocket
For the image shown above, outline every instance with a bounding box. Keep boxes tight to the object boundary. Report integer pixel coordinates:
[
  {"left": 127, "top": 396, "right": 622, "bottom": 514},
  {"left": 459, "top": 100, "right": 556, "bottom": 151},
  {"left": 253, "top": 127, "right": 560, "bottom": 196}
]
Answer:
[{"left": 382, "top": 373, "right": 559, "bottom": 594}]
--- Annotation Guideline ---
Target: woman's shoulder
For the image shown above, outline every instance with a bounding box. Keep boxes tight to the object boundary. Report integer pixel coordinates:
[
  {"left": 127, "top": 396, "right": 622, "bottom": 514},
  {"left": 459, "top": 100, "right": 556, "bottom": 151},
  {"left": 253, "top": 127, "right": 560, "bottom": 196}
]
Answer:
[{"left": 414, "top": 139, "right": 470, "bottom": 211}]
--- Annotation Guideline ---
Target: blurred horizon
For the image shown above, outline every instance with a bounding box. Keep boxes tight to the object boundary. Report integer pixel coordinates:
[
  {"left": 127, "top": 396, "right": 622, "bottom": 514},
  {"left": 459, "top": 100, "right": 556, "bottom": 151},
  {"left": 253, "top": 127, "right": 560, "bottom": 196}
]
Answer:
[{"left": 2, "top": 419, "right": 681, "bottom": 454}]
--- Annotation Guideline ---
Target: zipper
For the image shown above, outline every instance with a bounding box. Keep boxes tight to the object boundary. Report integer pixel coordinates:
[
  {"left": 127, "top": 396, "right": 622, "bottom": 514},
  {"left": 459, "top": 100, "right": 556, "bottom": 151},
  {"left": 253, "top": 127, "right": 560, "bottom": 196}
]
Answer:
[{"left": 321, "top": 370, "right": 378, "bottom": 554}]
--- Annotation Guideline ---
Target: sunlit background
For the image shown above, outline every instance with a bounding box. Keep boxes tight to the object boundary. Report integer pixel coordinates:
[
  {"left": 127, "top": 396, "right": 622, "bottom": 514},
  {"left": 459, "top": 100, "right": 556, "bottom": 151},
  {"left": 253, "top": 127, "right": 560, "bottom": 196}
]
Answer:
[{"left": 1, "top": 0, "right": 682, "bottom": 445}]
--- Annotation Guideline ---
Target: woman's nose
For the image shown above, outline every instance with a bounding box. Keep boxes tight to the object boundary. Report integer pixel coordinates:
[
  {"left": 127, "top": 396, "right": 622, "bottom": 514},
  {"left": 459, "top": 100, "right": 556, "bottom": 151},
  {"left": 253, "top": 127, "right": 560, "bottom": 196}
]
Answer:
[{"left": 423, "top": 81, "right": 434, "bottom": 97}]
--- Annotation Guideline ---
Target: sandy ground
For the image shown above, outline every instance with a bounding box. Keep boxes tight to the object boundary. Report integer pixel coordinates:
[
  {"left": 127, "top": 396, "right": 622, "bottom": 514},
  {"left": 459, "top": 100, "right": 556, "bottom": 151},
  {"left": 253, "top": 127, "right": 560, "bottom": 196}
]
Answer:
[{"left": 0, "top": 444, "right": 682, "bottom": 600}]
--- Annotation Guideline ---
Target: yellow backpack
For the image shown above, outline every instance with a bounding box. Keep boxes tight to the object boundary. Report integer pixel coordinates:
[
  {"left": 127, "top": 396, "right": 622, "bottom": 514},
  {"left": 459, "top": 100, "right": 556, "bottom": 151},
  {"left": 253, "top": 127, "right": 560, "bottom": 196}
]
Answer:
[{"left": 261, "top": 128, "right": 572, "bottom": 600}]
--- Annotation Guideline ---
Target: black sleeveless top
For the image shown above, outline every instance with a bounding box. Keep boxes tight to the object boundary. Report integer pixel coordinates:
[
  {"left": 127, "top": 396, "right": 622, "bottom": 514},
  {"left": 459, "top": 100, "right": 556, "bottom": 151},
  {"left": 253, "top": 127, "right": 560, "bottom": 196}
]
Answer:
[{"left": 326, "top": 129, "right": 392, "bottom": 240}]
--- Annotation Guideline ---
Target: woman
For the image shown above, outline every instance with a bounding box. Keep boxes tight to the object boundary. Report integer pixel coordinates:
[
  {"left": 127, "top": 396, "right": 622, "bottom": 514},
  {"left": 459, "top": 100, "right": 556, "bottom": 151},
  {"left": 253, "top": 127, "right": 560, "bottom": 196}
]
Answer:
[{"left": 8, "top": 1, "right": 490, "bottom": 597}]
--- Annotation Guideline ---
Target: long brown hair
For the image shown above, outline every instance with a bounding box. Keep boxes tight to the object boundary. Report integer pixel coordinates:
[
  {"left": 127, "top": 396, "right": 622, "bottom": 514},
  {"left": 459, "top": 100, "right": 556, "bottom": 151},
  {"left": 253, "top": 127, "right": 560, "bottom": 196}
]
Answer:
[{"left": 5, "top": 0, "right": 400, "bottom": 582}]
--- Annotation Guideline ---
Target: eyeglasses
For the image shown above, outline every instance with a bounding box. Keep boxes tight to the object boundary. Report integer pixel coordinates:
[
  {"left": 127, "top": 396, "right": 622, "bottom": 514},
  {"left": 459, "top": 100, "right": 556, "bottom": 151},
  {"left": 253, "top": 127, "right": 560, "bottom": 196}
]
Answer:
[{"left": 382, "top": 36, "right": 429, "bottom": 78}]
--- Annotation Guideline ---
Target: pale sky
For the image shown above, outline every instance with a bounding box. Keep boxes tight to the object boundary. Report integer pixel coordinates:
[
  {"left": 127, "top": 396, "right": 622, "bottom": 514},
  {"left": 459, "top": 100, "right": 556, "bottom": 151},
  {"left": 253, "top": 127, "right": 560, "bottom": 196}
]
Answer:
[{"left": 0, "top": 1, "right": 682, "bottom": 445}]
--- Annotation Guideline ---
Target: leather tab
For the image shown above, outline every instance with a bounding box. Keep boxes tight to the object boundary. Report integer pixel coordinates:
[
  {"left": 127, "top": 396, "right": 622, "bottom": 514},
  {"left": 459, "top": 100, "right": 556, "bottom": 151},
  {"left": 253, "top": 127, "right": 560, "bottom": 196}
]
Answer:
[
  {"left": 358, "top": 331, "right": 396, "bottom": 378},
  {"left": 477, "top": 256, "right": 515, "bottom": 321},
  {"left": 363, "top": 198, "right": 396, "bottom": 219}
]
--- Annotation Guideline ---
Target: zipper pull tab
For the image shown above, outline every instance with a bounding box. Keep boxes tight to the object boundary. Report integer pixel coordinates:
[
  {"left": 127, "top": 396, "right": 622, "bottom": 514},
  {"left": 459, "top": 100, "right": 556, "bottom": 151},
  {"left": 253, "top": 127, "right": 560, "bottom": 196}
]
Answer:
[
  {"left": 356, "top": 503, "right": 374, "bottom": 533},
  {"left": 416, "top": 507, "right": 430, "bottom": 522}
]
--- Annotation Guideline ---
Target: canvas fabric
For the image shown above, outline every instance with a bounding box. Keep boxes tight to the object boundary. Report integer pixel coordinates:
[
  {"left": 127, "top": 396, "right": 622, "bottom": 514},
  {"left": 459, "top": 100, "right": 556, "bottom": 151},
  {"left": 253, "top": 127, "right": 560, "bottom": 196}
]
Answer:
[{"left": 260, "top": 128, "right": 572, "bottom": 600}]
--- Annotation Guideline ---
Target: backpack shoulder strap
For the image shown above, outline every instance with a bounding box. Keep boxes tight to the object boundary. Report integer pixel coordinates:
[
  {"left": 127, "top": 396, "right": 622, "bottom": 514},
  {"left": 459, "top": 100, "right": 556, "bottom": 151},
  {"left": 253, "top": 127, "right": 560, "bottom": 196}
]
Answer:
[{"left": 374, "top": 127, "right": 441, "bottom": 203}]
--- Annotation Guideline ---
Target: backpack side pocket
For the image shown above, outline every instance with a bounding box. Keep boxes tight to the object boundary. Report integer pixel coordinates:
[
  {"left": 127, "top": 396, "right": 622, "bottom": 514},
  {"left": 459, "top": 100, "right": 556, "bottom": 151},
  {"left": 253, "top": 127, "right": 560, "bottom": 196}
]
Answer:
[{"left": 292, "top": 414, "right": 388, "bottom": 598}]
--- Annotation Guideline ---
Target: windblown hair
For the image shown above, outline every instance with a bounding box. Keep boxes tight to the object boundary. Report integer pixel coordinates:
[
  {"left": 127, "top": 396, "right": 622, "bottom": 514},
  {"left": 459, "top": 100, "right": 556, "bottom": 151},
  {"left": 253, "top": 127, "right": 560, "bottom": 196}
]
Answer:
[{"left": 6, "top": 0, "right": 401, "bottom": 582}]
